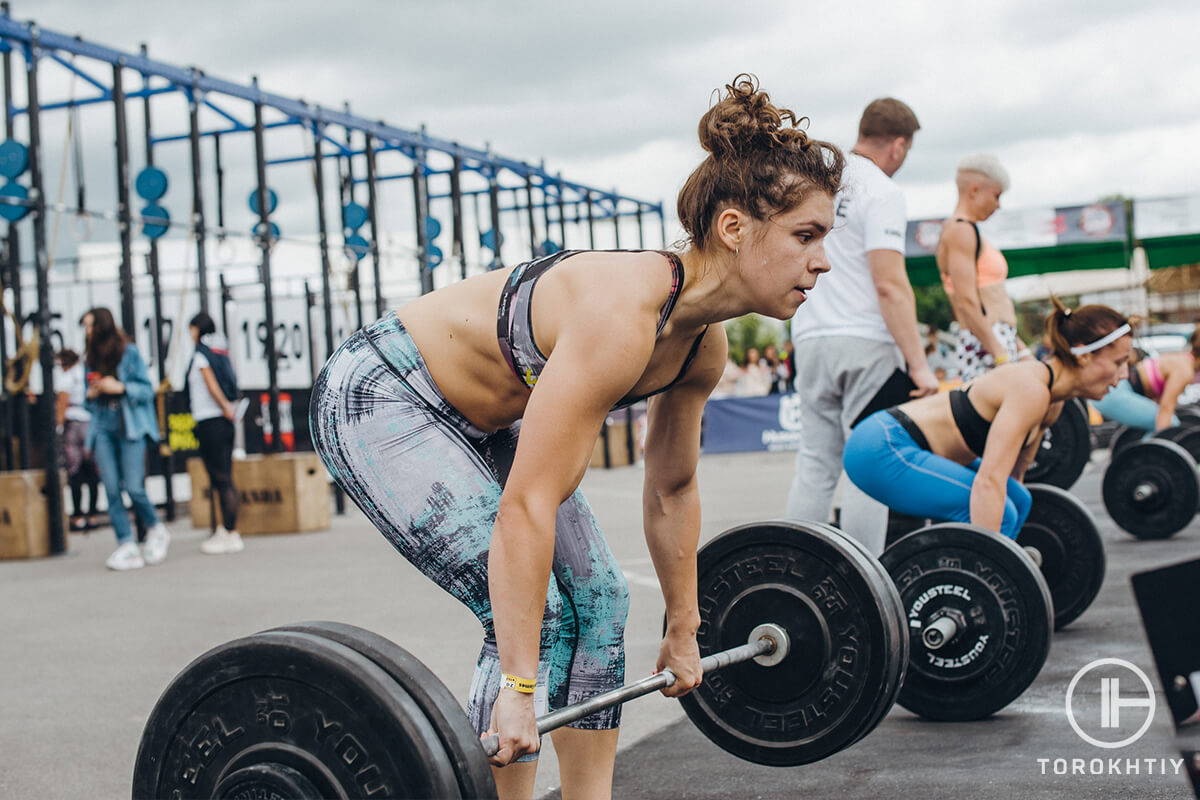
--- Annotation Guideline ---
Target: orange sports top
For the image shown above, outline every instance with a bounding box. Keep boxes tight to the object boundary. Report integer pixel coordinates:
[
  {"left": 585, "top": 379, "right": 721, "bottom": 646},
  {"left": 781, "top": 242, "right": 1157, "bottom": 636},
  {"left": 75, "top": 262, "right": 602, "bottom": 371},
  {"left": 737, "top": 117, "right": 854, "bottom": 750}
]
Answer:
[{"left": 941, "top": 219, "right": 1009, "bottom": 304}]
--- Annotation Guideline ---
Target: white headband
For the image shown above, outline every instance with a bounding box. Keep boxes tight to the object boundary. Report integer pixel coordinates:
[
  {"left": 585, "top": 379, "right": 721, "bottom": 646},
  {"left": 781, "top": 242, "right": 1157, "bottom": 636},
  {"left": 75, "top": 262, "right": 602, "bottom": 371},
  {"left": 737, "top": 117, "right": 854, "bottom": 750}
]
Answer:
[{"left": 1069, "top": 323, "right": 1131, "bottom": 355}]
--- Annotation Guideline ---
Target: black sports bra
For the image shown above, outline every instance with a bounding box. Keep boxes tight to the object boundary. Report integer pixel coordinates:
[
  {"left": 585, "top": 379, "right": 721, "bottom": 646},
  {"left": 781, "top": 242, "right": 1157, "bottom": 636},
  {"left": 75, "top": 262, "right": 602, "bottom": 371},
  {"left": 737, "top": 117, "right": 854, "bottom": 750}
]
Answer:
[{"left": 950, "top": 361, "right": 1055, "bottom": 457}]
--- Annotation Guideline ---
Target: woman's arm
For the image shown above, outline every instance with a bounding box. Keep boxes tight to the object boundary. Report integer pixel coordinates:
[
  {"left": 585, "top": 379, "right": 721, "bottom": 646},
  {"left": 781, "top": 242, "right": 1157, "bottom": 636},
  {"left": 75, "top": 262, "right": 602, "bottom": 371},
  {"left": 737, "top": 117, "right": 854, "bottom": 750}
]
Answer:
[
  {"left": 1010, "top": 401, "right": 1063, "bottom": 481},
  {"left": 114, "top": 345, "right": 155, "bottom": 403},
  {"left": 200, "top": 366, "right": 235, "bottom": 419},
  {"left": 1156, "top": 361, "right": 1192, "bottom": 430},
  {"left": 485, "top": 259, "right": 665, "bottom": 763},
  {"left": 972, "top": 379, "right": 1050, "bottom": 531},
  {"left": 641, "top": 327, "right": 725, "bottom": 695},
  {"left": 941, "top": 224, "right": 1006, "bottom": 359}
]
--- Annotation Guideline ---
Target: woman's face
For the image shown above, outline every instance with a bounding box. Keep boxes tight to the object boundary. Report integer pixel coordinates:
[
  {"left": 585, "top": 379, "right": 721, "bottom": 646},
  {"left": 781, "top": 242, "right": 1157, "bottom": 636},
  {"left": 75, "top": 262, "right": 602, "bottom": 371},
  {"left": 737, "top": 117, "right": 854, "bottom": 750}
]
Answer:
[
  {"left": 190, "top": 325, "right": 201, "bottom": 344},
  {"left": 738, "top": 192, "right": 835, "bottom": 320},
  {"left": 746, "top": 348, "right": 760, "bottom": 365},
  {"left": 81, "top": 314, "right": 94, "bottom": 342},
  {"left": 764, "top": 344, "right": 778, "bottom": 360},
  {"left": 1076, "top": 335, "right": 1132, "bottom": 401},
  {"left": 972, "top": 180, "right": 1004, "bottom": 221}
]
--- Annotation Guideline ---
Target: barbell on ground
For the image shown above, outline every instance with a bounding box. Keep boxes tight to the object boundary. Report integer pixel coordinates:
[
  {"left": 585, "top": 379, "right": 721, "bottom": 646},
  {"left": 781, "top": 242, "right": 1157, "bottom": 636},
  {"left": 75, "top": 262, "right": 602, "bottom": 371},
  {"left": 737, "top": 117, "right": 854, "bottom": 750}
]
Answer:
[
  {"left": 885, "top": 484, "right": 1106, "bottom": 630},
  {"left": 1103, "top": 437, "right": 1200, "bottom": 540},
  {"left": 133, "top": 521, "right": 908, "bottom": 799}
]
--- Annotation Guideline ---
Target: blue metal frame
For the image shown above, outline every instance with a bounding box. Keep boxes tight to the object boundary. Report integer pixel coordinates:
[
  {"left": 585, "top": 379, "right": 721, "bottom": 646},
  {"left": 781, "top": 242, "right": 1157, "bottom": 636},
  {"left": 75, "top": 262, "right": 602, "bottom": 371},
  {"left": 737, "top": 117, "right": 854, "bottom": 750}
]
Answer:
[{"left": 0, "top": 12, "right": 662, "bottom": 216}]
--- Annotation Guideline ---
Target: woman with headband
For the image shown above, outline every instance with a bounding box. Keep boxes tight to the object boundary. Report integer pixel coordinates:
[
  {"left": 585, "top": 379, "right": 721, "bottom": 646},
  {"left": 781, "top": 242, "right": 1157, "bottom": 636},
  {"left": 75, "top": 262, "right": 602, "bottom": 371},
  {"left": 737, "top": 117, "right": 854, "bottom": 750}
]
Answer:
[{"left": 843, "top": 299, "right": 1131, "bottom": 548}]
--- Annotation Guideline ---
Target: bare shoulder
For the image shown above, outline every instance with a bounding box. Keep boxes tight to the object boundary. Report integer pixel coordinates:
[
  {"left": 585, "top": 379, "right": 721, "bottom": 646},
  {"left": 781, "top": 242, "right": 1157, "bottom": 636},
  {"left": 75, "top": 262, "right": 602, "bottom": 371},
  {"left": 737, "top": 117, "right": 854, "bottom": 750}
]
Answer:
[
  {"left": 555, "top": 250, "right": 674, "bottom": 307},
  {"left": 994, "top": 361, "right": 1052, "bottom": 405},
  {"left": 939, "top": 220, "right": 976, "bottom": 251}
]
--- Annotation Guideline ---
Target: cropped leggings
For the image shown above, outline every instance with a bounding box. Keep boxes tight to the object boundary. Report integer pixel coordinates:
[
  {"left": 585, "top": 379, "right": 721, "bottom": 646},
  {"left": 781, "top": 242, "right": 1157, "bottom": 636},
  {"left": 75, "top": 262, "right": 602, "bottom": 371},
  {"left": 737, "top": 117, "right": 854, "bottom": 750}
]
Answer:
[
  {"left": 844, "top": 409, "right": 1032, "bottom": 539},
  {"left": 310, "top": 313, "right": 629, "bottom": 757}
]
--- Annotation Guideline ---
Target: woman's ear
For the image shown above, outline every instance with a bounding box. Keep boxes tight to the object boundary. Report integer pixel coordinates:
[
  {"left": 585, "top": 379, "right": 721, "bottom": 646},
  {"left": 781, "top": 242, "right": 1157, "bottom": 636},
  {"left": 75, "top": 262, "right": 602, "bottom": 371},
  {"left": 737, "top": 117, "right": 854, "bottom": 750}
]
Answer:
[{"left": 713, "top": 207, "right": 746, "bottom": 254}]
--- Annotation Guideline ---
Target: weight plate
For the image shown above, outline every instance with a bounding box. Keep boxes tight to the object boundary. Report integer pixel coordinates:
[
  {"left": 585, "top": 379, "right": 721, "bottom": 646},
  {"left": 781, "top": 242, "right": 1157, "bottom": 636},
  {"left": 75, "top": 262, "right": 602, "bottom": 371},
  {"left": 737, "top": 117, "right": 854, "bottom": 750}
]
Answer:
[
  {"left": 426, "top": 216, "right": 443, "bottom": 240},
  {"left": 1175, "top": 405, "right": 1200, "bottom": 427},
  {"left": 885, "top": 510, "right": 929, "bottom": 551},
  {"left": 809, "top": 521, "right": 909, "bottom": 746},
  {"left": 1102, "top": 439, "right": 1199, "bottom": 540},
  {"left": 133, "top": 630, "right": 462, "bottom": 800},
  {"left": 345, "top": 233, "right": 370, "bottom": 260},
  {"left": 540, "top": 239, "right": 561, "bottom": 255},
  {"left": 1025, "top": 397, "right": 1090, "bottom": 489},
  {"left": 140, "top": 204, "right": 170, "bottom": 240},
  {"left": 427, "top": 244, "right": 444, "bottom": 268},
  {"left": 342, "top": 201, "right": 368, "bottom": 231},
  {"left": 135, "top": 166, "right": 169, "bottom": 201},
  {"left": 881, "top": 523, "right": 1053, "bottom": 721},
  {"left": 681, "top": 520, "right": 905, "bottom": 766},
  {"left": 0, "top": 180, "right": 30, "bottom": 222},
  {"left": 1019, "top": 484, "right": 1106, "bottom": 630},
  {"left": 1110, "top": 425, "right": 1144, "bottom": 458},
  {"left": 272, "top": 622, "right": 497, "bottom": 800},
  {"left": 0, "top": 139, "right": 29, "bottom": 179},
  {"left": 1155, "top": 425, "right": 1200, "bottom": 464},
  {"left": 248, "top": 187, "right": 279, "bottom": 215},
  {"left": 252, "top": 220, "right": 282, "bottom": 241}
]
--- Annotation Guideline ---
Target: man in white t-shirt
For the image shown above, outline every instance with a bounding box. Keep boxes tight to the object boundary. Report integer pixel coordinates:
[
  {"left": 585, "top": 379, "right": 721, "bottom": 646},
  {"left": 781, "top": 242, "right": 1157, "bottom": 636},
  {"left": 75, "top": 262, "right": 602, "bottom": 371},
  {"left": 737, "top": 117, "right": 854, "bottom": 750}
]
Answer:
[{"left": 785, "top": 98, "right": 937, "bottom": 554}]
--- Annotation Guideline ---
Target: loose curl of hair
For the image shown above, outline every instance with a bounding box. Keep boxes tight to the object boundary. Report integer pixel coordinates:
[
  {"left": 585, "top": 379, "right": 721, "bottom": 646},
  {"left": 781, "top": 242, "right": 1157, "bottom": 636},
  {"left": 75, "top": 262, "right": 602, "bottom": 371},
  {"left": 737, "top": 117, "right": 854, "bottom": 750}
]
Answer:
[
  {"left": 1044, "top": 297, "right": 1130, "bottom": 367},
  {"left": 677, "top": 74, "right": 844, "bottom": 251}
]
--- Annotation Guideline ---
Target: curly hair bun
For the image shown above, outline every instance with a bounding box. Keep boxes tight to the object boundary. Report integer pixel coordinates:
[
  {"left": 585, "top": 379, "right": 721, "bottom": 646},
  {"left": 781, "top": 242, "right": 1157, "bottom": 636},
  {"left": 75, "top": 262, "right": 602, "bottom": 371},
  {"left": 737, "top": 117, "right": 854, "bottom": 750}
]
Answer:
[{"left": 698, "top": 74, "right": 812, "bottom": 158}]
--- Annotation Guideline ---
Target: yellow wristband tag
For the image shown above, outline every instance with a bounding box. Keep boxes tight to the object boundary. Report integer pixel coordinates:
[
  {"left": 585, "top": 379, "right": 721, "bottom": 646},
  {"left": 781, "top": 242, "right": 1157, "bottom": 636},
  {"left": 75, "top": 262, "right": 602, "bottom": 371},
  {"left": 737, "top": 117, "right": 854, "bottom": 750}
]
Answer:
[
  {"left": 501, "top": 673, "right": 536, "bottom": 694},
  {"left": 994, "top": 353, "right": 1010, "bottom": 365}
]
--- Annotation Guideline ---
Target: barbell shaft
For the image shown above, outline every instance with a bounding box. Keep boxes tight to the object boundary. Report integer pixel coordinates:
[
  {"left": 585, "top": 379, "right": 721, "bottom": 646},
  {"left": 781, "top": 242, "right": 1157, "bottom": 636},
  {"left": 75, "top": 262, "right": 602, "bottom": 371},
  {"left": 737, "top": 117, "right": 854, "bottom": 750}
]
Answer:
[{"left": 481, "top": 634, "right": 775, "bottom": 758}]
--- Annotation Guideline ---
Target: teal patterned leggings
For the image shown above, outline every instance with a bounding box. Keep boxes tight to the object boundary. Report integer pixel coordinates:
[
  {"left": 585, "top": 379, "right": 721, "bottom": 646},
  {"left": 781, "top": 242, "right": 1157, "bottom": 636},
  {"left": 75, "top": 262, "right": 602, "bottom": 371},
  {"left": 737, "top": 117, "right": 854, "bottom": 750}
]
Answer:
[{"left": 310, "top": 313, "right": 629, "bottom": 756}]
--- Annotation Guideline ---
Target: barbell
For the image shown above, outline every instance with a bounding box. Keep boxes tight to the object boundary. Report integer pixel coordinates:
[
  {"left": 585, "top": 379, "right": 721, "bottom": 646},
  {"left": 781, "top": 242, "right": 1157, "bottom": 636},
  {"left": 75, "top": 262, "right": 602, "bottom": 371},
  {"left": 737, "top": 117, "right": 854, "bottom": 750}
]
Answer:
[{"left": 132, "top": 521, "right": 910, "bottom": 799}]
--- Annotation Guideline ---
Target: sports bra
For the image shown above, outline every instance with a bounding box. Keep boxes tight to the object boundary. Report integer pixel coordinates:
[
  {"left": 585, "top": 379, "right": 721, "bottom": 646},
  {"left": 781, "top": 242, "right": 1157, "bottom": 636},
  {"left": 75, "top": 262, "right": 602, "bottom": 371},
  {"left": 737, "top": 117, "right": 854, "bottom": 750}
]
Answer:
[
  {"left": 496, "top": 249, "right": 708, "bottom": 411},
  {"left": 949, "top": 361, "right": 1054, "bottom": 457},
  {"left": 1133, "top": 358, "right": 1166, "bottom": 398},
  {"left": 940, "top": 219, "right": 1010, "bottom": 311}
]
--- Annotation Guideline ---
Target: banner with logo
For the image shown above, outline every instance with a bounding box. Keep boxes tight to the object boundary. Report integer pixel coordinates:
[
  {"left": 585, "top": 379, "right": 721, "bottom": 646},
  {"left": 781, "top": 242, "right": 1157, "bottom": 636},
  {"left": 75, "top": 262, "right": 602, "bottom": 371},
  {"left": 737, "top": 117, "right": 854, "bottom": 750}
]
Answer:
[
  {"left": 702, "top": 394, "right": 803, "bottom": 454},
  {"left": 1134, "top": 195, "right": 1200, "bottom": 270},
  {"left": 905, "top": 201, "right": 1128, "bottom": 259}
]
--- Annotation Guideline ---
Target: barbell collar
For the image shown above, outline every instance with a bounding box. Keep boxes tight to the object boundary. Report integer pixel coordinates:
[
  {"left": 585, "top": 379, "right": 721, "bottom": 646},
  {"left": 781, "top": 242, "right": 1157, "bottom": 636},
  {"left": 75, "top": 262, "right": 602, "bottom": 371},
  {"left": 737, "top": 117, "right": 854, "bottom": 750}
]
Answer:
[
  {"left": 481, "top": 630, "right": 779, "bottom": 758},
  {"left": 922, "top": 614, "right": 960, "bottom": 650}
]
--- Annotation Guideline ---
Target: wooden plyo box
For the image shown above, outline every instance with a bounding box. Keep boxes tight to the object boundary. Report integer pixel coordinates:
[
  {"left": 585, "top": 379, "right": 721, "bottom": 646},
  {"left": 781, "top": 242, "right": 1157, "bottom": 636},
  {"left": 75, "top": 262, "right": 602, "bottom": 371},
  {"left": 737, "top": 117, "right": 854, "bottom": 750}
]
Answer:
[
  {"left": 188, "top": 453, "right": 331, "bottom": 535},
  {"left": 0, "top": 470, "right": 67, "bottom": 559}
]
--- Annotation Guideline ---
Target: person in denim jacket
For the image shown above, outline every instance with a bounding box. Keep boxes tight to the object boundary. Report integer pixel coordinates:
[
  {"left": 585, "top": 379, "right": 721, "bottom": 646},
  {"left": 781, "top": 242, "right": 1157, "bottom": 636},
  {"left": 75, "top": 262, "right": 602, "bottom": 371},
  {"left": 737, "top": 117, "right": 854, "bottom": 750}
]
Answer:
[{"left": 81, "top": 307, "right": 172, "bottom": 571}]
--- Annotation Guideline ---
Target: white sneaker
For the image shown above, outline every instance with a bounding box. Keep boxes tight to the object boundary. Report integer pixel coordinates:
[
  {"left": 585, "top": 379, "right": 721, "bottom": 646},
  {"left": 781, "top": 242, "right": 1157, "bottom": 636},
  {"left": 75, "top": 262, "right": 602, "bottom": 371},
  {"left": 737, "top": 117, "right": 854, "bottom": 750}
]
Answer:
[
  {"left": 201, "top": 528, "right": 245, "bottom": 555},
  {"left": 142, "top": 523, "right": 171, "bottom": 565},
  {"left": 106, "top": 541, "right": 145, "bottom": 571}
]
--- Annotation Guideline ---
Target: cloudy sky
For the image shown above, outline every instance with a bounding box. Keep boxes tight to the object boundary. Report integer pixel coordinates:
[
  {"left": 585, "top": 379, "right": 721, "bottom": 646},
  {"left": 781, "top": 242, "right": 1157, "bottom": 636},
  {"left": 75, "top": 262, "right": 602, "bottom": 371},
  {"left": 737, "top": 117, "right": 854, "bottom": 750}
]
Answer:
[{"left": 17, "top": 0, "right": 1200, "bottom": 268}]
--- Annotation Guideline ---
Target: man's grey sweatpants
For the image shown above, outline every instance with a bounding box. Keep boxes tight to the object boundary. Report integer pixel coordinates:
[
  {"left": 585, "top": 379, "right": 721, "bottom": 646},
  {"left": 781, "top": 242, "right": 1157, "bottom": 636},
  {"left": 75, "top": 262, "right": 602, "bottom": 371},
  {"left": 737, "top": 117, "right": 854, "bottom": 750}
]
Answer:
[{"left": 785, "top": 335, "right": 903, "bottom": 555}]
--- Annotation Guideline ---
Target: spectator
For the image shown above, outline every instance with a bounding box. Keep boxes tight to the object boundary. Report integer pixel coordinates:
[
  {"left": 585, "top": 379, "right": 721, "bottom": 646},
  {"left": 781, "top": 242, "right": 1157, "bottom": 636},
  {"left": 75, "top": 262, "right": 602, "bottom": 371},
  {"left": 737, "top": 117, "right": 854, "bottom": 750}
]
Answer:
[
  {"left": 782, "top": 340, "right": 797, "bottom": 392},
  {"left": 763, "top": 343, "right": 790, "bottom": 394},
  {"left": 81, "top": 307, "right": 171, "bottom": 571},
  {"left": 736, "top": 347, "right": 773, "bottom": 396},
  {"left": 185, "top": 311, "right": 244, "bottom": 555},
  {"left": 54, "top": 349, "right": 101, "bottom": 532}
]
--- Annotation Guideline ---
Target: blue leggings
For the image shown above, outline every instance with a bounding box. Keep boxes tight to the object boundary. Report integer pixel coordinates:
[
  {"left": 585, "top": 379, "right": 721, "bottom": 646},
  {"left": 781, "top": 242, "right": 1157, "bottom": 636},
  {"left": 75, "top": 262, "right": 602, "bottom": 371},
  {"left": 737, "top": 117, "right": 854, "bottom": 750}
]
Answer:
[
  {"left": 310, "top": 313, "right": 628, "bottom": 757},
  {"left": 844, "top": 410, "right": 1032, "bottom": 539},
  {"left": 1091, "top": 379, "right": 1177, "bottom": 432}
]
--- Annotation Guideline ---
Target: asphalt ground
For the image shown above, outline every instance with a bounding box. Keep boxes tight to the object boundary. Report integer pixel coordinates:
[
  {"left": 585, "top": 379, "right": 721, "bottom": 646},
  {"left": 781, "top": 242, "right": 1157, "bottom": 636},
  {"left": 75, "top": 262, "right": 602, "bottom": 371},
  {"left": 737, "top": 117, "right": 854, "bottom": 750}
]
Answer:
[{"left": 1, "top": 448, "right": 1198, "bottom": 799}]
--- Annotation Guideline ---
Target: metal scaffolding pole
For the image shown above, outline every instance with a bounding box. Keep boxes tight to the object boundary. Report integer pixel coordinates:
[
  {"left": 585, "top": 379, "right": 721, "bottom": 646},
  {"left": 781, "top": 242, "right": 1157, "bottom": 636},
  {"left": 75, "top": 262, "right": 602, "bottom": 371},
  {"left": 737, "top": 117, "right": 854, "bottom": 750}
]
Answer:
[
  {"left": 139, "top": 43, "right": 175, "bottom": 521},
  {"left": 23, "top": 36, "right": 66, "bottom": 553},
  {"left": 251, "top": 88, "right": 281, "bottom": 453}
]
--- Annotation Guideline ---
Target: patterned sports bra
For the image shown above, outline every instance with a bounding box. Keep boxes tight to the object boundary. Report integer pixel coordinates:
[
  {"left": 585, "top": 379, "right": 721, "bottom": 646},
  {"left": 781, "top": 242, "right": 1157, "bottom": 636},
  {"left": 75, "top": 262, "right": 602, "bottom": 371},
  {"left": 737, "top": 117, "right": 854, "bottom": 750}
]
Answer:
[{"left": 496, "top": 249, "right": 708, "bottom": 411}]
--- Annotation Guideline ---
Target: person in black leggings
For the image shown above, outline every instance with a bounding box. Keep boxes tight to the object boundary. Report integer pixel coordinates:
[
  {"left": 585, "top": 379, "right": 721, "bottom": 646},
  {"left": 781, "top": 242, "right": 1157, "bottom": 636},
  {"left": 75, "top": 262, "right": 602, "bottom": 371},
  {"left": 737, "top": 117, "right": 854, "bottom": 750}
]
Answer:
[{"left": 186, "top": 312, "right": 243, "bottom": 555}]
